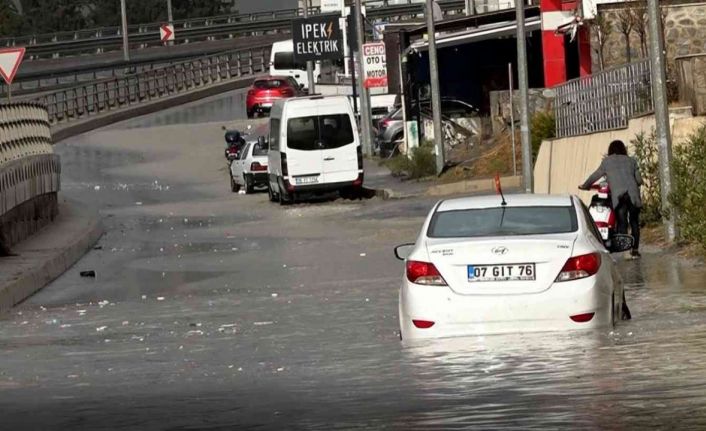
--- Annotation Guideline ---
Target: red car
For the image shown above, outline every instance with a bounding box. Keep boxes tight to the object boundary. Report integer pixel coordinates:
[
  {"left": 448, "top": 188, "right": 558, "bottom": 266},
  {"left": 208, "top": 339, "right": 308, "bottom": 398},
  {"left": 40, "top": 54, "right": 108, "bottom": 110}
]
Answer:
[{"left": 246, "top": 76, "right": 302, "bottom": 118}]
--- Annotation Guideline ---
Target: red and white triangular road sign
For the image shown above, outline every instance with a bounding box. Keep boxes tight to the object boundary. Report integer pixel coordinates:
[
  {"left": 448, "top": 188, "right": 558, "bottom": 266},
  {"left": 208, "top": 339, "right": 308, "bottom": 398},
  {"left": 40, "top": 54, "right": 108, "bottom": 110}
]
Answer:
[
  {"left": 160, "top": 24, "right": 175, "bottom": 43},
  {"left": 0, "top": 47, "right": 25, "bottom": 85}
]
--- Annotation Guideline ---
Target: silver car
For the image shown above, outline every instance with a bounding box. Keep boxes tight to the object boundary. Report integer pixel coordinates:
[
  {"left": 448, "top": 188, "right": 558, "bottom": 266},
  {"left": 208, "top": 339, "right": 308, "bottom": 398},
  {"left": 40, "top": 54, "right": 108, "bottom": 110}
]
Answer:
[{"left": 375, "top": 99, "right": 479, "bottom": 158}]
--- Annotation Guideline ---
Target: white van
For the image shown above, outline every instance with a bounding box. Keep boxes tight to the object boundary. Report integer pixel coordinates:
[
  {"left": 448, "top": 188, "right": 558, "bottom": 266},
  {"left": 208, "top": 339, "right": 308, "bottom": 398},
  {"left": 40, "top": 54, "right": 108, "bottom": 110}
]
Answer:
[
  {"left": 267, "top": 96, "right": 363, "bottom": 204},
  {"left": 270, "top": 40, "right": 321, "bottom": 91}
]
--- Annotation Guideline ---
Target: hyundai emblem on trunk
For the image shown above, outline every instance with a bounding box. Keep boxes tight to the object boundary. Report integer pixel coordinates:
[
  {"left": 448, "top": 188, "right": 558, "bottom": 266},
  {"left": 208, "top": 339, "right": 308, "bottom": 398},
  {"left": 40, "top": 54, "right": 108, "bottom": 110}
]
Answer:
[{"left": 492, "top": 246, "right": 508, "bottom": 255}]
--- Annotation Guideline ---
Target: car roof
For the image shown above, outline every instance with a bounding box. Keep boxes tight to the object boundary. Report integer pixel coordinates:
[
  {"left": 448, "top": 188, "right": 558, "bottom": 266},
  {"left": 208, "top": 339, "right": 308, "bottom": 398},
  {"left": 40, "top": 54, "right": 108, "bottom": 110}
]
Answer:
[
  {"left": 256, "top": 76, "right": 293, "bottom": 81},
  {"left": 283, "top": 95, "right": 350, "bottom": 108},
  {"left": 436, "top": 194, "right": 574, "bottom": 212}
]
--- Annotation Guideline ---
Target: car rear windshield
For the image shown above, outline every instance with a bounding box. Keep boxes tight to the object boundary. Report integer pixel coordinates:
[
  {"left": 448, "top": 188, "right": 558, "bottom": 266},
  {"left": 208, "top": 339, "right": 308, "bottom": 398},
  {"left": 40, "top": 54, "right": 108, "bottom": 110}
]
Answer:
[
  {"left": 254, "top": 79, "right": 290, "bottom": 89},
  {"left": 428, "top": 206, "right": 578, "bottom": 238},
  {"left": 274, "top": 52, "right": 306, "bottom": 71},
  {"left": 286, "top": 114, "right": 354, "bottom": 151},
  {"left": 252, "top": 144, "right": 268, "bottom": 156}
]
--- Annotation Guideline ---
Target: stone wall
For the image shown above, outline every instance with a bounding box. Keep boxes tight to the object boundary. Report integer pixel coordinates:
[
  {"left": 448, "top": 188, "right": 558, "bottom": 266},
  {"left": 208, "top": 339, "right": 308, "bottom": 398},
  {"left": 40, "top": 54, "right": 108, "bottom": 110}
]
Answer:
[
  {"left": 489, "top": 89, "right": 555, "bottom": 134},
  {"left": 591, "top": 0, "right": 706, "bottom": 89}
]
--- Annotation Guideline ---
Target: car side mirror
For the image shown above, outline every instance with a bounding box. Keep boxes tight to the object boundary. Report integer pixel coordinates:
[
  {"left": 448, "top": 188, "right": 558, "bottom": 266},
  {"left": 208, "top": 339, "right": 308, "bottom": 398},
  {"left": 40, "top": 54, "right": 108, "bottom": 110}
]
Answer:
[
  {"left": 605, "top": 234, "right": 634, "bottom": 253},
  {"left": 394, "top": 243, "right": 415, "bottom": 260}
]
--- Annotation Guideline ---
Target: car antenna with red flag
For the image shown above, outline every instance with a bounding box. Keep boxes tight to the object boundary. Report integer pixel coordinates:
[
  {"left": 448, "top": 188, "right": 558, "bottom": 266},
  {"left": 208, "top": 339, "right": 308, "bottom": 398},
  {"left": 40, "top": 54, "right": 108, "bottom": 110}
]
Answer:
[{"left": 495, "top": 173, "right": 507, "bottom": 206}]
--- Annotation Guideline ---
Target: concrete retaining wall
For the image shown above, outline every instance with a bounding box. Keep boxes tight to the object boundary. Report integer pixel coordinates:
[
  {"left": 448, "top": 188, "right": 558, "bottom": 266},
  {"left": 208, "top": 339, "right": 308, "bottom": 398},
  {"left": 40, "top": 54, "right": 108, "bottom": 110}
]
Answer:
[
  {"left": 534, "top": 109, "right": 704, "bottom": 203},
  {"left": 0, "top": 103, "right": 61, "bottom": 254}
]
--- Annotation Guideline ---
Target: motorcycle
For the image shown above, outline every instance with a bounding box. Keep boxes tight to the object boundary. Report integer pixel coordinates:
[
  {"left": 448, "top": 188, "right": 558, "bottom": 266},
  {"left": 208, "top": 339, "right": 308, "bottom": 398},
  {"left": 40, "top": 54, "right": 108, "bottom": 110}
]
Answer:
[
  {"left": 223, "top": 125, "right": 253, "bottom": 162},
  {"left": 587, "top": 179, "right": 615, "bottom": 242}
]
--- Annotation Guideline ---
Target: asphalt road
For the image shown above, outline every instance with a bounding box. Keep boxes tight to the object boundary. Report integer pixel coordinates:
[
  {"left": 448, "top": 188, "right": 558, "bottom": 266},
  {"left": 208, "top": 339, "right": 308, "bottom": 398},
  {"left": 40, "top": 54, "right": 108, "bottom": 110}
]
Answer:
[{"left": 1, "top": 90, "right": 706, "bottom": 430}]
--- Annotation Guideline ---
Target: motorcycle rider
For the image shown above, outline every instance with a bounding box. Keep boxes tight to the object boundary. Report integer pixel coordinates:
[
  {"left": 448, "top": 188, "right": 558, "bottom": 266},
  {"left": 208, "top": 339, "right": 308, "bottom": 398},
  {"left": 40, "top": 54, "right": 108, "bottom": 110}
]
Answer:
[{"left": 579, "top": 140, "right": 643, "bottom": 258}]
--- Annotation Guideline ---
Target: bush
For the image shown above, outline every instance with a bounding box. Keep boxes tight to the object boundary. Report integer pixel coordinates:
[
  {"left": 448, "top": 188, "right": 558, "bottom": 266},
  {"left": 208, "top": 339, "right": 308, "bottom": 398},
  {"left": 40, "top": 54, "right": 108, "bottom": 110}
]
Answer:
[
  {"left": 670, "top": 124, "right": 706, "bottom": 252},
  {"left": 631, "top": 129, "right": 662, "bottom": 223},
  {"left": 530, "top": 110, "right": 556, "bottom": 163},
  {"left": 381, "top": 142, "right": 436, "bottom": 179}
]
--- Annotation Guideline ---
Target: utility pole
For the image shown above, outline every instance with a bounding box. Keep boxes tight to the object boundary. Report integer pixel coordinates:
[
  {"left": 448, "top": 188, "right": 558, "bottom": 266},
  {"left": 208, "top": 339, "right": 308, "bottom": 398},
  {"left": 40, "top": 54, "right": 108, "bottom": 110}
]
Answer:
[
  {"left": 303, "top": 0, "right": 316, "bottom": 94},
  {"left": 426, "top": 0, "right": 444, "bottom": 175},
  {"left": 355, "top": 0, "right": 373, "bottom": 155},
  {"left": 166, "top": 0, "right": 174, "bottom": 46},
  {"left": 120, "top": 0, "right": 130, "bottom": 62},
  {"left": 167, "top": 0, "right": 173, "bottom": 23},
  {"left": 647, "top": 0, "right": 678, "bottom": 242},
  {"left": 508, "top": 62, "right": 517, "bottom": 177},
  {"left": 515, "top": 0, "right": 532, "bottom": 192},
  {"left": 465, "top": 0, "right": 473, "bottom": 16}
]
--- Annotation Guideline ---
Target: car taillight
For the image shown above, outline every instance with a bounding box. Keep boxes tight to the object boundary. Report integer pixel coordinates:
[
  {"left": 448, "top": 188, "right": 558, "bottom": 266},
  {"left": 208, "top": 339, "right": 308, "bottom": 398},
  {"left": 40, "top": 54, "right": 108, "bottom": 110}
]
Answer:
[
  {"left": 406, "top": 261, "right": 447, "bottom": 286},
  {"left": 595, "top": 221, "right": 609, "bottom": 228},
  {"left": 556, "top": 253, "right": 601, "bottom": 282},
  {"left": 357, "top": 145, "right": 363, "bottom": 170},
  {"left": 281, "top": 153, "right": 288, "bottom": 177},
  {"left": 251, "top": 162, "right": 267, "bottom": 171},
  {"left": 598, "top": 181, "right": 609, "bottom": 194}
]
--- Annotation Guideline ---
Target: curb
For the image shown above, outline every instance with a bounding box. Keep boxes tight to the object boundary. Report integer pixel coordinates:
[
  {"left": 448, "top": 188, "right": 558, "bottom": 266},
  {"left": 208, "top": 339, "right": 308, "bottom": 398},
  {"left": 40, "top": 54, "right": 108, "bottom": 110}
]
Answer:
[
  {"left": 0, "top": 204, "right": 103, "bottom": 313},
  {"left": 373, "top": 175, "right": 522, "bottom": 201}
]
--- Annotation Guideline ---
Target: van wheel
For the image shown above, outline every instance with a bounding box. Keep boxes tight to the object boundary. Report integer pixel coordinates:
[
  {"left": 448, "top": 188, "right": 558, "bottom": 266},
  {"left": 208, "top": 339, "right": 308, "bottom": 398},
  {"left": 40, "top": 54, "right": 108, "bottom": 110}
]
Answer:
[
  {"left": 278, "top": 184, "right": 292, "bottom": 206},
  {"left": 244, "top": 175, "right": 255, "bottom": 194},
  {"left": 230, "top": 175, "right": 240, "bottom": 193}
]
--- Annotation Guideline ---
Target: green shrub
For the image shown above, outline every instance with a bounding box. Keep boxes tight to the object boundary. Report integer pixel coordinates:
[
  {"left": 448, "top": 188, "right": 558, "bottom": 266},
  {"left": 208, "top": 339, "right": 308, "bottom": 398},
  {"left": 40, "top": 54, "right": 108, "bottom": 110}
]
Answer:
[
  {"left": 381, "top": 143, "right": 436, "bottom": 179},
  {"left": 631, "top": 129, "right": 662, "bottom": 223},
  {"left": 530, "top": 110, "right": 556, "bottom": 163},
  {"left": 408, "top": 144, "right": 436, "bottom": 178},
  {"left": 670, "top": 124, "right": 706, "bottom": 252}
]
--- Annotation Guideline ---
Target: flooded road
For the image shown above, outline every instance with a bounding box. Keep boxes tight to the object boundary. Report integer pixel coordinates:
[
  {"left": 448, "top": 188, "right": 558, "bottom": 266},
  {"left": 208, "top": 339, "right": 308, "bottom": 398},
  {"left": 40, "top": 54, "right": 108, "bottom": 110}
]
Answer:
[{"left": 1, "top": 91, "right": 706, "bottom": 430}]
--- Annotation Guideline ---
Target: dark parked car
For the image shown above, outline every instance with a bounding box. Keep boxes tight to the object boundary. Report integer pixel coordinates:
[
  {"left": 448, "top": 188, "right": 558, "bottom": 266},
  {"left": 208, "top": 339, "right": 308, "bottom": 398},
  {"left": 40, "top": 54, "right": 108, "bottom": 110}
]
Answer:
[{"left": 375, "top": 99, "right": 478, "bottom": 158}]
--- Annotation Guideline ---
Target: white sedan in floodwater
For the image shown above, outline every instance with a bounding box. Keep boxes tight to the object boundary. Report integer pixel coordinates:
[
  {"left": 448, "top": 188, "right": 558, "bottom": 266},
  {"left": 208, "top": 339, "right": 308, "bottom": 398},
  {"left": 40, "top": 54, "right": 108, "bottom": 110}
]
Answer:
[{"left": 395, "top": 194, "right": 633, "bottom": 340}]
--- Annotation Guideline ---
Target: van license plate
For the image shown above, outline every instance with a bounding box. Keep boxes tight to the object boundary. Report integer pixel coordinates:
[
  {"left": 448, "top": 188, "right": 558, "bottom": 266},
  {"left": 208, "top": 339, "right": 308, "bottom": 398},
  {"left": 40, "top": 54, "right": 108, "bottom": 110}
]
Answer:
[
  {"left": 294, "top": 176, "right": 319, "bottom": 185},
  {"left": 467, "top": 264, "right": 536, "bottom": 282}
]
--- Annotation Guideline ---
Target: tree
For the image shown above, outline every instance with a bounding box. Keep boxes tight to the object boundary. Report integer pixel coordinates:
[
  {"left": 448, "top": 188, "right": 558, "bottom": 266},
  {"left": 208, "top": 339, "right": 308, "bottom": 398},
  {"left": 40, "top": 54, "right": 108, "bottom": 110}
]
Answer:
[
  {"left": 616, "top": 6, "right": 635, "bottom": 63},
  {"left": 20, "top": 0, "right": 88, "bottom": 34},
  {"left": 0, "top": 0, "right": 25, "bottom": 36},
  {"left": 590, "top": 13, "right": 612, "bottom": 70},
  {"left": 631, "top": 2, "right": 647, "bottom": 58}
]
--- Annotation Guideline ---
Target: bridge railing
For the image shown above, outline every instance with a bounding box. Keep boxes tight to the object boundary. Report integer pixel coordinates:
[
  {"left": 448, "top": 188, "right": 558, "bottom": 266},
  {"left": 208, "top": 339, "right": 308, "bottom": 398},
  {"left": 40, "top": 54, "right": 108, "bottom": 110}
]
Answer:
[
  {"left": 554, "top": 60, "right": 653, "bottom": 138},
  {"left": 0, "top": 0, "right": 468, "bottom": 60},
  {"left": 0, "top": 103, "right": 60, "bottom": 248},
  {"left": 33, "top": 45, "right": 271, "bottom": 125}
]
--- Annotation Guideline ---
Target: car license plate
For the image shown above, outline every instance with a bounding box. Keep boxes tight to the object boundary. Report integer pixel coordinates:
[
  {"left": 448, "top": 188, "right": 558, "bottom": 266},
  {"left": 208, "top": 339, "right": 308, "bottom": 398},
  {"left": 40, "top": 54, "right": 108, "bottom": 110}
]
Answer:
[
  {"left": 261, "top": 103, "right": 272, "bottom": 107},
  {"left": 467, "top": 264, "right": 536, "bottom": 282},
  {"left": 294, "top": 175, "right": 319, "bottom": 185}
]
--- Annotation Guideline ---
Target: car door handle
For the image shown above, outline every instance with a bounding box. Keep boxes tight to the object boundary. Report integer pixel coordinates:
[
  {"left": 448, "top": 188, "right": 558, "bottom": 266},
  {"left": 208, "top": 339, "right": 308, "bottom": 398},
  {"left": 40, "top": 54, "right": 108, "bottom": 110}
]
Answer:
[{"left": 324, "top": 157, "right": 335, "bottom": 161}]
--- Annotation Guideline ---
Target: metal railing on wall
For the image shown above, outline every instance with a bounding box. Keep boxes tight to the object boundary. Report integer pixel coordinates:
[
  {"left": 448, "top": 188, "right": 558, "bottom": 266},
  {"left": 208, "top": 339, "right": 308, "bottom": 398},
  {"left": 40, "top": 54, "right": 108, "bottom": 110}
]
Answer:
[
  {"left": 0, "top": 102, "right": 60, "bottom": 218},
  {"left": 554, "top": 60, "right": 654, "bottom": 138},
  {"left": 32, "top": 45, "right": 271, "bottom": 125}
]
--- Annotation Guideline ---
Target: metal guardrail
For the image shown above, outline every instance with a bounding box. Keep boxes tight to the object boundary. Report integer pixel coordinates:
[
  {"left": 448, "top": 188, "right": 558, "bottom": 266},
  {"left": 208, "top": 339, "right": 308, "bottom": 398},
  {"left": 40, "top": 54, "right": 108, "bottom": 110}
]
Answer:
[
  {"left": 554, "top": 60, "right": 654, "bottom": 138},
  {"left": 0, "top": 0, "right": 466, "bottom": 60},
  {"left": 32, "top": 45, "right": 271, "bottom": 125},
  {"left": 0, "top": 103, "right": 60, "bottom": 220}
]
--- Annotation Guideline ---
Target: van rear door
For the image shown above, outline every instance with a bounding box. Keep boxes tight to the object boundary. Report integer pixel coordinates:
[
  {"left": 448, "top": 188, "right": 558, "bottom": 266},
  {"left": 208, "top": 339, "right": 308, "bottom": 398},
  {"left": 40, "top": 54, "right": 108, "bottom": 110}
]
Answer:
[
  {"left": 285, "top": 105, "right": 324, "bottom": 186},
  {"left": 318, "top": 113, "right": 359, "bottom": 184}
]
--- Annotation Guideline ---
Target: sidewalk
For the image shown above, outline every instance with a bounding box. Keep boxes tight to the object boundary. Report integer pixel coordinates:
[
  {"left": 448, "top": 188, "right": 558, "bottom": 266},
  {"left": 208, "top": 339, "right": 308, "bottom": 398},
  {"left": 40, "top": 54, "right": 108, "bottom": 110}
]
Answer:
[
  {"left": 0, "top": 198, "right": 103, "bottom": 312},
  {"left": 364, "top": 157, "right": 522, "bottom": 200},
  {"left": 363, "top": 158, "right": 433, "bottom": 199}
]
